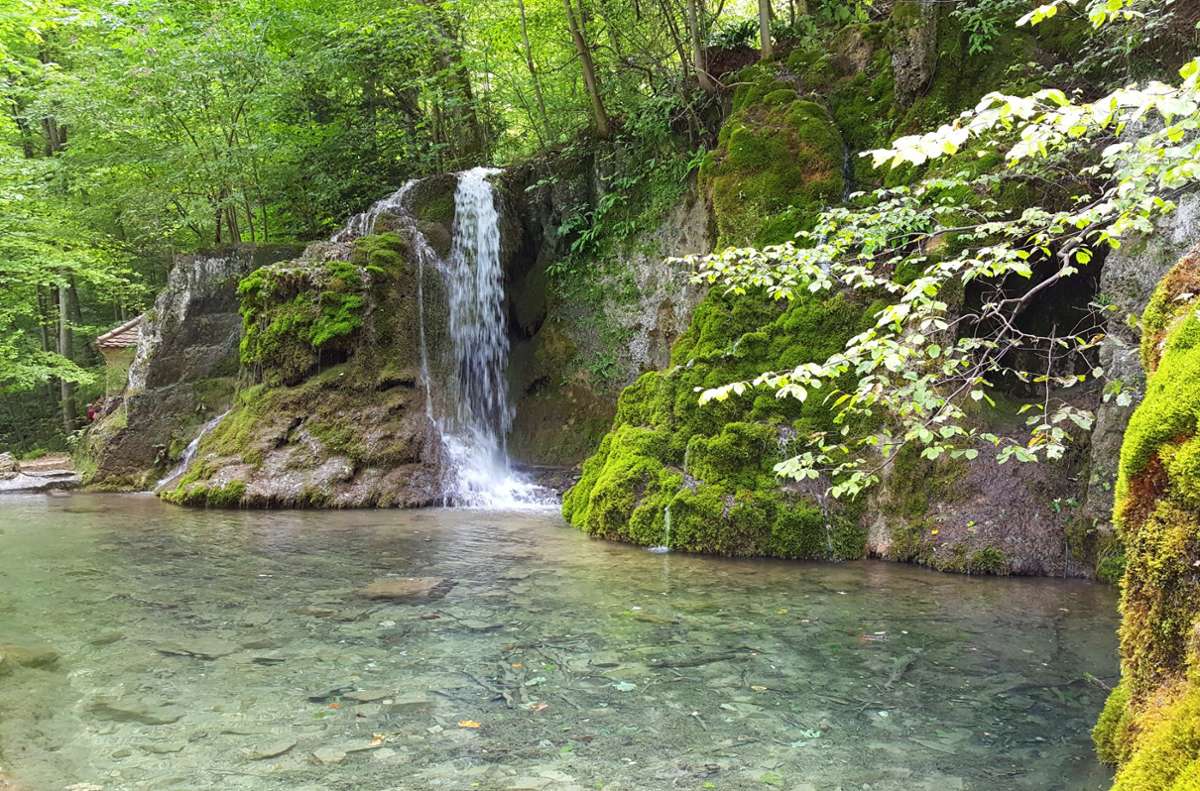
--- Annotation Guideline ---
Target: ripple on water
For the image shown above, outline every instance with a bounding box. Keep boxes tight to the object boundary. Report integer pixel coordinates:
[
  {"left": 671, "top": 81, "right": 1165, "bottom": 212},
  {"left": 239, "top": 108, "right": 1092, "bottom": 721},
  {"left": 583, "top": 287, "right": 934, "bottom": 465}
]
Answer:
[{"left": 0, "top": 494, "right": 1118, "bottom": 790}]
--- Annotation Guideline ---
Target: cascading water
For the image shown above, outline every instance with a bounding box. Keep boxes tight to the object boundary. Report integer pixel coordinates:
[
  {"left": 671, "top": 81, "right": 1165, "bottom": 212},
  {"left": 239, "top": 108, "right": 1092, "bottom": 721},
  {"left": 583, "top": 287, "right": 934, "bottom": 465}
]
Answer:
[
  {"left": 154, "top": 409, "right": 231, "bottom": 492},
  {"left": 331, "top": 181, "right": 418, "bottom": 243},
  {"left": 335, "top": 168, "right": 548, "bottom": 507},
  {"left": 437, "top": 167, "right": 548, "bottom": 508}
]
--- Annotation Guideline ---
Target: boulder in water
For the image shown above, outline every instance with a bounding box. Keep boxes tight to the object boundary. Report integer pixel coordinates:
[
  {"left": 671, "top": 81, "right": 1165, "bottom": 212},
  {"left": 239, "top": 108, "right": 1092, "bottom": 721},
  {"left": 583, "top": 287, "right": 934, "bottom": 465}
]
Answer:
[
  {"left": 357, "top": 577, "right": 452, "bottom": 602},
  {"left": 0, "top": 643, "right": 59, "bottom": 669}
]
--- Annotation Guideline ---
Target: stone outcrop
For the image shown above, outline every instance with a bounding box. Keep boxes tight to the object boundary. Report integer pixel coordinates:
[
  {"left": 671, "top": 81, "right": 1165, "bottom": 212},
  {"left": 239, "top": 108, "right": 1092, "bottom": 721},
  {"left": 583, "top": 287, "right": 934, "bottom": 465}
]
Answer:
[
  {"left": 159, "top": 229, "right": 449, "bottom": 509},
  {"left": 81, "top": 245, "right": 300, "bottom": 490},
  {"left": 1092, "top": 249, "right": 1200, "bottom": 790},
  {"left": 1082, "top": 194, "right": 1200, "bottom": 529}
]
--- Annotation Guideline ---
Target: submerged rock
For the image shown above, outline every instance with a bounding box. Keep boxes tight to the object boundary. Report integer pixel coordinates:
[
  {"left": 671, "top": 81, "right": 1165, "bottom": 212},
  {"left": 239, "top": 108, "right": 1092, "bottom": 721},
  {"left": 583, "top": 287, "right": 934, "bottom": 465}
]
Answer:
[
  {"left": 243, "top": 738, "right": 297, "bottom": 761},
  {"left": 154, "top": 637, "right": 238, "bottom": 660},
  {"left": 88, "top": 697, "right": 184, "bottom": 726},
  {"left": 357, "top": 577, "right": 452, "bottom": 602},
  {"left": 0, "top": 644, "right": 59, "bottom": 669}
]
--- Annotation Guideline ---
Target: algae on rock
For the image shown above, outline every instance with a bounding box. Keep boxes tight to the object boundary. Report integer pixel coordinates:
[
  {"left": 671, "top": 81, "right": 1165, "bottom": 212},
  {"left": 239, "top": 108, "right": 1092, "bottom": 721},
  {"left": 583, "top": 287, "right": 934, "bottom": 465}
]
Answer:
[
  {"left": 1094, "top": 249, "right": 1200, "bottom": 791},
  {"left": 161, "top": 230, "right": 449, "bottom": 509}
]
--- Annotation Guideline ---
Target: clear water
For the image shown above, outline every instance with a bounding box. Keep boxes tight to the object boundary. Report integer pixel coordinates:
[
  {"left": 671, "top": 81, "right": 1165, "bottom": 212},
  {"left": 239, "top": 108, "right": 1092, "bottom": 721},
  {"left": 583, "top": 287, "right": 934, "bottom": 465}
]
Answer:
[{"left": 0, "top": 494, "right": 1117, "bottom": 790}]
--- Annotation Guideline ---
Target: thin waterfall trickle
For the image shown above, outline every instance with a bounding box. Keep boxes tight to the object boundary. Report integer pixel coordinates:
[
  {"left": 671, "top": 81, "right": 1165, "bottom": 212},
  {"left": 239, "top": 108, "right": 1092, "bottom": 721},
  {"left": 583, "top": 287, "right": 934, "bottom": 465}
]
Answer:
[
  {"left": 648, "top": 503, "right": 673, "bottom": 554},
  {"left": 331, "top": 180, "right": 417, "bottom": 243},
  {"left": 154, "top": 409, "right": 231, "bottom": 492}
]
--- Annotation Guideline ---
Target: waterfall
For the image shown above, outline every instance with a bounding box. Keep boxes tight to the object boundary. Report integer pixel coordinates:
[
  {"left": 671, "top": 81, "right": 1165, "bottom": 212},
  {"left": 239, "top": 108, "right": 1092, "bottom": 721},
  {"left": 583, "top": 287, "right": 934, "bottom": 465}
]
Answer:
[
  {"left": 327, "top": 168, "right": 549, "bottom": 508},
  {"left": 154, "top": 409, "right": 231, "bottom": 492},
  {"left": 437, "top": 167, "right": 547, "bottom": 508}
]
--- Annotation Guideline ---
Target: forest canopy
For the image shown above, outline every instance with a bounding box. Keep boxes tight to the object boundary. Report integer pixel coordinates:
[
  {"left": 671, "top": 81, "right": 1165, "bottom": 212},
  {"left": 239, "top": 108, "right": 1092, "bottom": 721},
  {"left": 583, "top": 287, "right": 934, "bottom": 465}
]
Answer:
[{"left": 0, "top": 0, "right": 764, "bottom": 446}]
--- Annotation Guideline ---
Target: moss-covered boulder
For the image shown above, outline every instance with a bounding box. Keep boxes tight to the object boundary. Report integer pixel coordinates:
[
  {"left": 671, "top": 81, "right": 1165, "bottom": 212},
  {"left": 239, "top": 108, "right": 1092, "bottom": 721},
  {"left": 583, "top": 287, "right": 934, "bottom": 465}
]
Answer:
[
  {"left": 563, "top": 288, "right": 876, "bottom": 558},
  {"left": 160, "top": 231, "right": 449, "bottom": 509},
  {"left": 1093, "top": 249, "right": 1200, "bottom": 789},
  {"left": 701, "top": 74, "right": 844, "bottom": 247}
]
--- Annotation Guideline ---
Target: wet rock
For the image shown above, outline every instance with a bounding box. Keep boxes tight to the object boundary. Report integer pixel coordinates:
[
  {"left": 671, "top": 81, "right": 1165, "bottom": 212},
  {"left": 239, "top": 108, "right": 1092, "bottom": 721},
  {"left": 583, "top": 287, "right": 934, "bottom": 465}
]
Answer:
[
  {"left": 345, "top": 689, "right": 392, "bottom": 703},
  {"left": 0, "top": 453, "right": 18, "bottom": 480},
  {"left": 89, "top": 697, "right": 184, "bottom": 725},
  {"left": 386, "top": 693, "right": 434, "bottom": 714},
  {"left": 140, "top": 740, "right": 187, "bottom": 754},
  {"left": 0, "top": 643, "right": 59, "bottom": 669},
  {"left": 155, "top": 637, "right": 237, "bottom": 660},
  {"left": 243, "top": 738, "right": 296, "bottom": 761},
  {"left": 358, "top": 577, "right": 453, "bottom": 602},
  {"left": 312, "top": 746, "right": 347, "bottom": 765}
]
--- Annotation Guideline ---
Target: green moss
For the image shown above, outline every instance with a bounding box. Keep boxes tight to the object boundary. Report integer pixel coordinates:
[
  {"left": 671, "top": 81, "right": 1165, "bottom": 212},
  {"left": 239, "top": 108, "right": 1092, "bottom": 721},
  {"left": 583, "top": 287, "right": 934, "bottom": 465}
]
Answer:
[
  {"left": 1111, "top": 682, "right": 1200, "bottom": 791},
  {"left": 882, "top": 444, "right": 967, "bottom": 520},
  {"left": 1102, "top": 257, "right": 1200, "bottom": 785},
  {"left": 563, "top": 286, "right": 877, "bottom": 558},
  {"left": 701, "top": 82, "right": 844, "bottom": 247},
  {"left": 1096, "top": 679, "right": 1135, "bottom": 765},
  {"left": 768, "top": 501, "right": 830, "bottom": 558},
  {"left": 238, "top": 233, "right": 408, "bottom": 387}
]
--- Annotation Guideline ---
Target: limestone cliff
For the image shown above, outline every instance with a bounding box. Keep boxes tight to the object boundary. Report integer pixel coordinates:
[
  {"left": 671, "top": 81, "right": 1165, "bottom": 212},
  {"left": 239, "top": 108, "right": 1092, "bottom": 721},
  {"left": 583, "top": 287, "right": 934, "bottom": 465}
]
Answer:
[{"left": 80, "top": 245, "right": 301, "bottom": 490}]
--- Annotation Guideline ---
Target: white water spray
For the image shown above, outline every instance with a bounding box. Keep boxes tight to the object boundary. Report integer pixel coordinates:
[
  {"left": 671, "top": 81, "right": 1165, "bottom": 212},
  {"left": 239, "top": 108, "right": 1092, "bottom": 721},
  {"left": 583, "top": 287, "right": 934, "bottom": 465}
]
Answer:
[
  {"left": 155, "top": 409, "right": 231, "bottom": 492},
  {"left": 438, "top": 167, "right": 549, "bottom": 508}
]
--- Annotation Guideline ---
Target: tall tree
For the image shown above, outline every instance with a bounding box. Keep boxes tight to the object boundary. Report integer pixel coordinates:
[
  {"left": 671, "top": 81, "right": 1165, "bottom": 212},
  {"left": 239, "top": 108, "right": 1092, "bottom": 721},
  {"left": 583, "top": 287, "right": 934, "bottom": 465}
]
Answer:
[
  {"left": 562, "top": 0, "right": 612, "bottom": 139},
  {"left": 686, "top": 0, "right": 715, "bottom": 91},
  {"left": 758, "top": 0, "right": 773, "bottom": 60},
  {"left": 516, "top": 0, "right": 552, "bottom": 140}
]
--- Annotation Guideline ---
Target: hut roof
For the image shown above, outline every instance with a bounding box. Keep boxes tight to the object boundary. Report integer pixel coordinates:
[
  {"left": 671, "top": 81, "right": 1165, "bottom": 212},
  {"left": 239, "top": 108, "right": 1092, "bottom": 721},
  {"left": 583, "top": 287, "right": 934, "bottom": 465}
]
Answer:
[{"left": 96, "top": 315, "right": 143, "bottom": 350}]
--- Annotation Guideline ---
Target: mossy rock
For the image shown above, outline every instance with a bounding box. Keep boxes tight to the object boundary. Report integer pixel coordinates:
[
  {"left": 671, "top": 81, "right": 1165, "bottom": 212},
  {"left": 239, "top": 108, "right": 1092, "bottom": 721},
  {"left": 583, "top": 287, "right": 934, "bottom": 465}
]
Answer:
[
  {"left": 563, "top": 287, "right": 878, "bottom": 559},
  {"left": 238, "top": 233, "right": 412, "bottom": 387},
  {"left": 701, "top": 74, "right": 844, "bottom": 247},
  {"left": 1101, "top": 252, "right": 1200, "bottom": 790}
]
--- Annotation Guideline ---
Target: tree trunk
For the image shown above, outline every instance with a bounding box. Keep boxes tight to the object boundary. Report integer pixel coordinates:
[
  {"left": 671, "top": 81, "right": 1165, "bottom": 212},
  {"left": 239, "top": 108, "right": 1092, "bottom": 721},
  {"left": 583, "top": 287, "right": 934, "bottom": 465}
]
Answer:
[
  {"left": 758, "top": 0, "right": 773, "bottom": 60},
  {"left": 58, "top": 283, "right": 77, "bottom": 433},
  {"left": 687, "top": 0, "right": 715, "bottom": 91},
  {"left": 562, "top": 0, "right": 612, "bottom": 139},
  {"left": 517, "top": 0, "right": 552, "bottom": 140}
]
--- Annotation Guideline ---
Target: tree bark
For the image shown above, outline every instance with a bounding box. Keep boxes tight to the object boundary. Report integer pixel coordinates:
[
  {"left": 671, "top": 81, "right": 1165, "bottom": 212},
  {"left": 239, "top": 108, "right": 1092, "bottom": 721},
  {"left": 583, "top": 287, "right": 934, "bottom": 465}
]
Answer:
[
  {"left": 687, "top": 0, "right": 715, "bottom": 91},
  {"left": 562, "top": 0, "right": 612, "bottom": 139},
  {"left": 58, "top": 283, "right": 77, "bottom": 433},
  {"left": 517, "top": 0, "right": 552, "bottom": 142},
  {"left": 758, "top": 0, "right": 773, "bottom": 60}
]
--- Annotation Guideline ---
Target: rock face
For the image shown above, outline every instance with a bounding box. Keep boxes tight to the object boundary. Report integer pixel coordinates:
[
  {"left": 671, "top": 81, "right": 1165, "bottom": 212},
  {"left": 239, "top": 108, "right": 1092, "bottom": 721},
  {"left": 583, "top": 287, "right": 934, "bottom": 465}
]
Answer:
[
  {"left": 82, "top": 245, "right": 301, "bottom": 490},
  {"left": 889, "top": 0, "right": 938, "bottom": 105},
  {"left": 1081, "top": 194, "right": 1200, "bottom": 530},
  {"left": 1092, "top": 251, "right": 1200, "bottom": 790},
  {"left": 502, "top": 155, "right": 713, "bottom": 468},
  {"left": 159, "top": 230, "right": 449, "bottom": 509},
  {"left": 0, "top": 453, "right": 17, "bottom": 480}
]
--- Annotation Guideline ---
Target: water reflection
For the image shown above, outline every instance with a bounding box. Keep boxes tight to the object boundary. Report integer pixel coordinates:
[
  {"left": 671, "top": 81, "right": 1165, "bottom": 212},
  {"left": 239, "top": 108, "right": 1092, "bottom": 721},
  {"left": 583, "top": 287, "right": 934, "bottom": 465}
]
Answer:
[{"left": 0, "top": 494, "right": 1117, "bottom": 790}]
